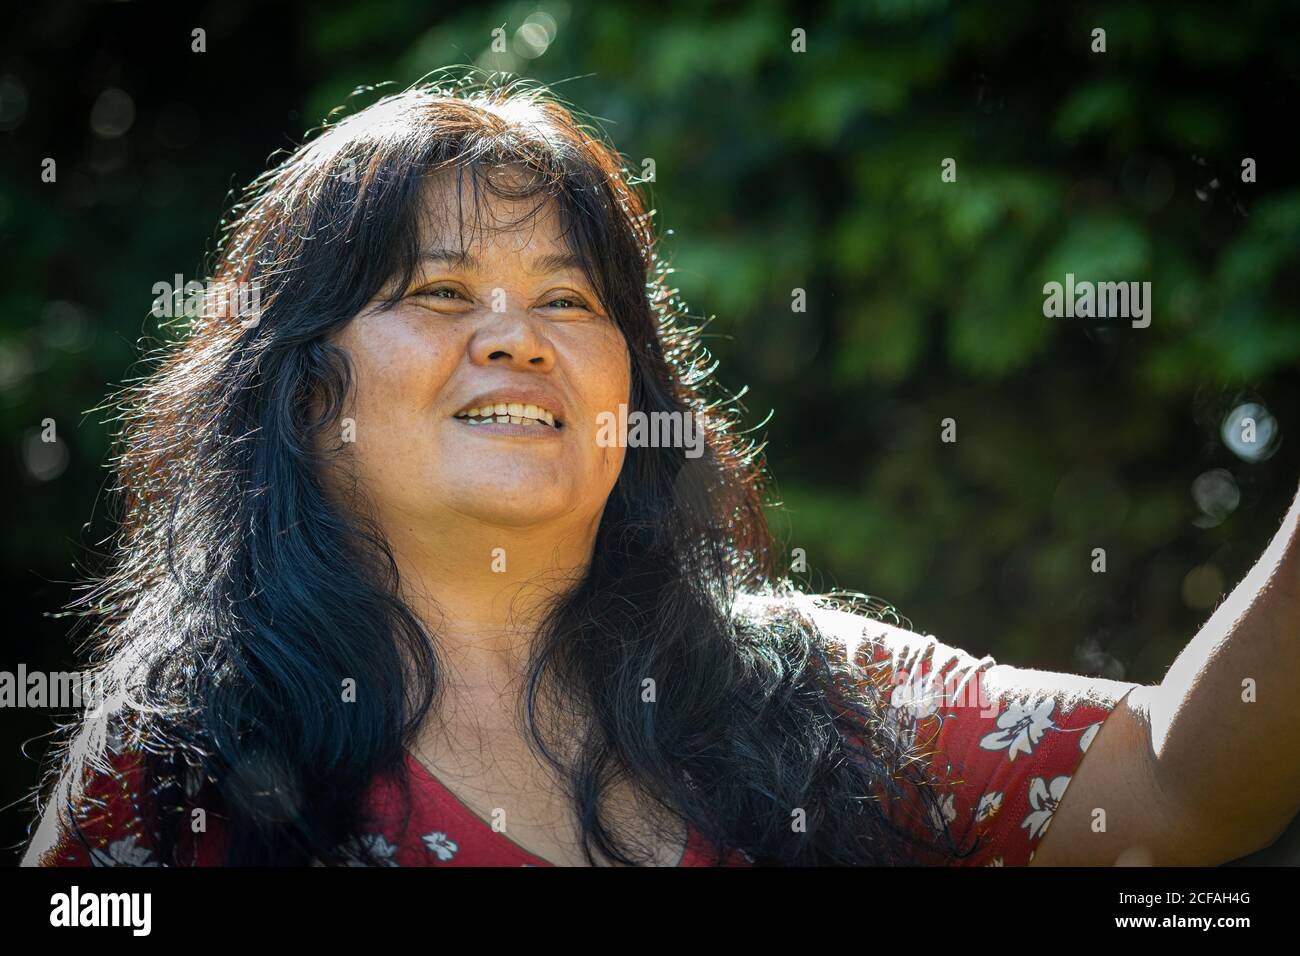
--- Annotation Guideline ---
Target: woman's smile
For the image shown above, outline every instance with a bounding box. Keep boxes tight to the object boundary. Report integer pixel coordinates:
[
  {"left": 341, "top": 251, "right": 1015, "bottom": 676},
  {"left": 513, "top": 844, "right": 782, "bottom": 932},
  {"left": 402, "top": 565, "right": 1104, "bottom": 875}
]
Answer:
[
  {"left": 451, "top": 414, "right": 564, "bottom": 439},
  {"left": 451, "top": 390, "right": 566, "bottom": 439}
]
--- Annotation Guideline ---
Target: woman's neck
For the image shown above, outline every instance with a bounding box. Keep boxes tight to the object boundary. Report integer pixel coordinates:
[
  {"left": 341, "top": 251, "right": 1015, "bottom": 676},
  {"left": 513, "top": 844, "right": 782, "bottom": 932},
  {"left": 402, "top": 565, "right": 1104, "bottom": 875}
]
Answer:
[{"left": 381, "top": 509, "right": 601, "bottom": 693}]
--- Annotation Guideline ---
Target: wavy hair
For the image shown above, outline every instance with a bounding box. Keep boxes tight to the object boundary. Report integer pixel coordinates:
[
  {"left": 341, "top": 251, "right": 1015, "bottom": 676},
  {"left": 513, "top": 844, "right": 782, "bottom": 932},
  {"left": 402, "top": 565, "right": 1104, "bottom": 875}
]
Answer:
[{"left": 32, "top": 72, "right": 970, "bottom": 866}]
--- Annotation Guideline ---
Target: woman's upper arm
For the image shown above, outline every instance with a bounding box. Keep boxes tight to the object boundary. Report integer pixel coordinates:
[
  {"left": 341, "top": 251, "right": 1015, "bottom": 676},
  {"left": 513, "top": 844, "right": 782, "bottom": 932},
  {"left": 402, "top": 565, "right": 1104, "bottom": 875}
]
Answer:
[
  {"left": 1028, "top": 680, "right": 1236, "bottom": 866},
  {"left": 807, "top": 600, "right": 1149, "bottom": 865}
]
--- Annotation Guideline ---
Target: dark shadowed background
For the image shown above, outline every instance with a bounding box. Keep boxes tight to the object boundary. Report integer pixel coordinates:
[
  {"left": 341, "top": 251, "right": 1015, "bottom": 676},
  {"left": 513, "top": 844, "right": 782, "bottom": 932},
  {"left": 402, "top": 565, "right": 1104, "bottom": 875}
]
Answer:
[{"left": 2, "top": 0, "right": 1298, "bottom": 863}]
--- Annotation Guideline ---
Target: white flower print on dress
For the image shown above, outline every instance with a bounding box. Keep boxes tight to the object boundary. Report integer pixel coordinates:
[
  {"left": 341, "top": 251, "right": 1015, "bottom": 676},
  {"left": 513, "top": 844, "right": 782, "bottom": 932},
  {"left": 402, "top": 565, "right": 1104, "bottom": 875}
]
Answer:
[
  {"left": 975, "top": 791, "right": 1003, "bottom": 823},
  {"left": 422, "top": 831, "right": 459, "bottom": 862},
  {"left": 90, "top": 834, "right": 159, "bottom": 867},
  {"left": 343, "top": 833, "right": 401, "bottom": 866},
  {"left": 979, "top": 697, "right": 1056, "bottom": 760},
  {"left": 1020, "top": 774, "right": 1071, "bottom": 841},
  {"left": 889, "top": 667, "right": 944, "bottom": 722},
  {"left": 925, "top": 792, "right": 957, "bottom": 832},
  {"left": 1079, "top": 722, "right": 1101, "bottom": 753},
  {"left": 884, "top": 666, "right": 945, "bottom": 752},
  {"left": 883, "top": 706, "right": 918, "bottom": 752}
]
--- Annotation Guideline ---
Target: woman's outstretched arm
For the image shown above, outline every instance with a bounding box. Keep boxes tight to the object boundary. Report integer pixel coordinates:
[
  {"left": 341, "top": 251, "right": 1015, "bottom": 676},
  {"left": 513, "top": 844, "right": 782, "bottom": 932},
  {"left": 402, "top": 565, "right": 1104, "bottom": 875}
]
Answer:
[{"left": 1033, "top": 482, "right": 1300, "bottom": 865}]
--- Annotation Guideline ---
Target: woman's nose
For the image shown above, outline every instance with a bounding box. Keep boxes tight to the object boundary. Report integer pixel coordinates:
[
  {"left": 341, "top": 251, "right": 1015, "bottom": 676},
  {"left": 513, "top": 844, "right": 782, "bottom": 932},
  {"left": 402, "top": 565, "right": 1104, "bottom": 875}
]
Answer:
[{"left": 467, "top": 311, "right": 556, "bottom": 371}]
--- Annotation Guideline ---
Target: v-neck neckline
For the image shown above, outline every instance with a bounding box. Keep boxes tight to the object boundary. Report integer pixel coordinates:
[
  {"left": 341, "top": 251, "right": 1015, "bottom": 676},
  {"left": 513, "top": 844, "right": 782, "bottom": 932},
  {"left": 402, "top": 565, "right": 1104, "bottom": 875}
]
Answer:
[{"left": 404, "top": 751, "right": 691, "bottom": 867}]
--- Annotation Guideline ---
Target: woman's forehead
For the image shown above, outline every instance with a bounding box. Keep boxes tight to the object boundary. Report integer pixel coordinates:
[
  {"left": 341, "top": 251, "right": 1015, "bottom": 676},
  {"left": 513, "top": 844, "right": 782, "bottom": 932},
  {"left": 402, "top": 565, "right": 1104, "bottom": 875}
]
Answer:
[{"left": 416, "top": 170, "right": 570, "bottom": 259}]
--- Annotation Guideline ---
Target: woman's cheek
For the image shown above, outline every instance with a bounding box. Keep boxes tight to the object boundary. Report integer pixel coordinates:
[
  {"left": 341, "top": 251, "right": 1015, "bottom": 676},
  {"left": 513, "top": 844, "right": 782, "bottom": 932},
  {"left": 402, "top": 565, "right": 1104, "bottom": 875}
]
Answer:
[{"left": 368, "top": 317, "right": 459, "bottom": 407}]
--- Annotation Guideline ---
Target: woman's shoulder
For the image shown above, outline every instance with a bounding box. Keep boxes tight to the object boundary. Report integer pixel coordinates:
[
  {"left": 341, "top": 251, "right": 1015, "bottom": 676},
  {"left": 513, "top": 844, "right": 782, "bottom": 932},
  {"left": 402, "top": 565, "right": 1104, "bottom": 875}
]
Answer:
[
  {"left": 24, "top": 723, "right": 223, "bottom": 867},
  {"left": 734, "top": 588, "right": 1138, "bottom": 706},
  {"left": 732, "top": 588, "right": 928, "bottom": 662},
  {"left": 733, "top": 589, "right": 1143, "bottom": 865},
  {"left": 25, "top": 736, "right": 154, "bottom": 866}
]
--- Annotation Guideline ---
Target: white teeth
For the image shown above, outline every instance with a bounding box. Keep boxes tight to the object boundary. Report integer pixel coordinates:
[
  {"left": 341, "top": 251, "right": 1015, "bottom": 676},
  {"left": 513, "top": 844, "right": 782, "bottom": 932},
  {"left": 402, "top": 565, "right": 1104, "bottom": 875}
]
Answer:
[{"left": 456, "top": 401, "right": 561, "bottom": 427}]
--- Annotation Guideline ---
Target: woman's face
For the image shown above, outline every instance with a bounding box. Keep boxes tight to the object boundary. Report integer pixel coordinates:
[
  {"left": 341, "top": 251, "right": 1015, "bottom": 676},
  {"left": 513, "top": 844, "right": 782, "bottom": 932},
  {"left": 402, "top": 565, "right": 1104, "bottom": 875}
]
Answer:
[{"left": 326, "top": 168, "right": 632, "bottom": 535}]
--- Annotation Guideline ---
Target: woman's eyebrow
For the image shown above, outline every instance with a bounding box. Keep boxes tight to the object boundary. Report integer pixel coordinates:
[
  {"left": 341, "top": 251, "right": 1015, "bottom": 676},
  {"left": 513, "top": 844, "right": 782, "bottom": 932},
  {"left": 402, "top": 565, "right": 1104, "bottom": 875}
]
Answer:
[
  {"left": 416, "top": 249, "right": 585, "bottom": 278},
  {"left": 419, "top": 247, "right": 478, "bottom": 269},
  {"left": 527, "top": 252, "right": 585, "bottom": 276}
]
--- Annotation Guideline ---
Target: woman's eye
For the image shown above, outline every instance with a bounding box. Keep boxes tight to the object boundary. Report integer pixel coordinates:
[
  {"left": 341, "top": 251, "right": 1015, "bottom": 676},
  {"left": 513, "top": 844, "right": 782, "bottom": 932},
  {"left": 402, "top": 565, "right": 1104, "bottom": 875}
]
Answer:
[
  {"left": 415, "top": 287, "right": 463, "bottom": 300},
  {"left": 543, "top": 296, "right": 588, "bottom": 310}
]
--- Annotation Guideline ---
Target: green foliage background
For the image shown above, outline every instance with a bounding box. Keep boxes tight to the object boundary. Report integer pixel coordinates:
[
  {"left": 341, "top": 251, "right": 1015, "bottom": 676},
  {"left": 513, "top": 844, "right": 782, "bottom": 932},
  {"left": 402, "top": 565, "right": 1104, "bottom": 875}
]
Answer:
[{"left": 2, "top": 0, "right": 1297, "bottom": 861}]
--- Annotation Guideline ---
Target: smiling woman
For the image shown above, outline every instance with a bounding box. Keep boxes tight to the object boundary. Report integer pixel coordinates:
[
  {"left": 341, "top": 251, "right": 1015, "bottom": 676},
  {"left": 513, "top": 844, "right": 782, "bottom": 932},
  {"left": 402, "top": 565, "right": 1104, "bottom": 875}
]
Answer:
[
  {"left": 324, "top": 165, "right": 629, "bottom": 546},
  {"left": 21, "top": 74, "right": 1300, "bottom": 868}
]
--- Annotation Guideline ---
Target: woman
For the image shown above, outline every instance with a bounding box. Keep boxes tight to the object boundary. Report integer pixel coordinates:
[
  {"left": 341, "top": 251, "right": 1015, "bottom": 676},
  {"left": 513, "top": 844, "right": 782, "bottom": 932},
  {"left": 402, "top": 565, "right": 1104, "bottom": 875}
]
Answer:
[{"left": 22, "top": 76, "right": 1300, "bottom": 867}]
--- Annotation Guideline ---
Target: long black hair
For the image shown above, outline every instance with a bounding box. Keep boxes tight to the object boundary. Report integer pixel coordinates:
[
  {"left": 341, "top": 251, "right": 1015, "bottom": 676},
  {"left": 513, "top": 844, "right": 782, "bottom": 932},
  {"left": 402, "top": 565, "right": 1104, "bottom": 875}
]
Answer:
[{"left": 33, "top": 71, "right": 971, "bottom": 866}]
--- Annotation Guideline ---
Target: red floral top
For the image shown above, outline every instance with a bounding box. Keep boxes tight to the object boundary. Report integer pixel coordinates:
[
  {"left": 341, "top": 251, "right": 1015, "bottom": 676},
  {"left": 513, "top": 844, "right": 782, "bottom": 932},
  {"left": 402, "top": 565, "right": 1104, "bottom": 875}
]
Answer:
[{"left": 29, "top": 600, "right": 1140, "bottom": 867}]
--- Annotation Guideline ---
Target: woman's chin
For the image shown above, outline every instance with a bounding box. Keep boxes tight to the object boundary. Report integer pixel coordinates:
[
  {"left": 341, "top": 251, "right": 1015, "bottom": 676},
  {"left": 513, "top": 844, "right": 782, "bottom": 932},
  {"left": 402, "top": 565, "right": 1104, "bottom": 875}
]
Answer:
[{"left": 442, "top": 486, "right": 578, "bottom": 529}]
